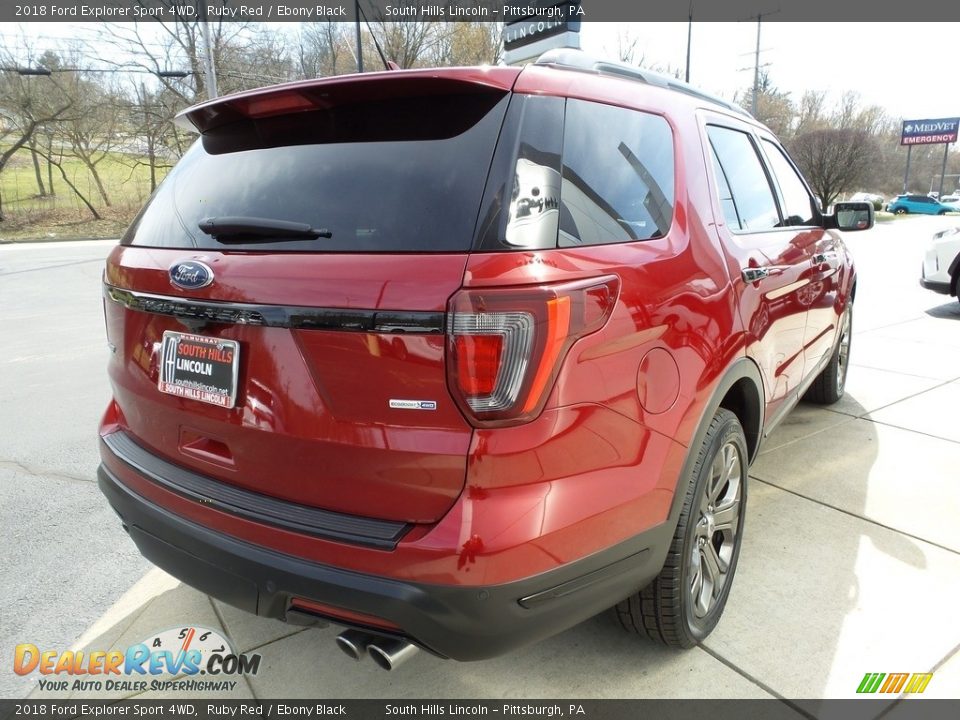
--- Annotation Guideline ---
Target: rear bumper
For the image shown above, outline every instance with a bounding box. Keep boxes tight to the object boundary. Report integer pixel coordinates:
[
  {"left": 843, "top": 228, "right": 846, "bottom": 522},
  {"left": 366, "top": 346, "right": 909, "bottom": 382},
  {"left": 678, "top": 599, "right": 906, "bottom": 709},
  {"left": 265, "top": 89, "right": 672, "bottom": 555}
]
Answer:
[
  {"left": 98, "top": 463, "right": 672, "bottom": 661},
  {"left": 920, "top": 277, "right": 951, "bottom": 294}
]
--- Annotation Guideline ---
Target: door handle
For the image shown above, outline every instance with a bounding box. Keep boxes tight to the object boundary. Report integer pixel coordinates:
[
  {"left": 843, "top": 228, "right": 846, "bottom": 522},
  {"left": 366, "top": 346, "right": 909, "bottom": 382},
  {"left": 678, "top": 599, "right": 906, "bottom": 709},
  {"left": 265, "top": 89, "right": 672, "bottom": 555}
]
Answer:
[
  {"left": 742, "top": 267, "right": 769, "bottom": 282},
  {"left": 741, "top": 266, "right": 785, "bottom": 283}
]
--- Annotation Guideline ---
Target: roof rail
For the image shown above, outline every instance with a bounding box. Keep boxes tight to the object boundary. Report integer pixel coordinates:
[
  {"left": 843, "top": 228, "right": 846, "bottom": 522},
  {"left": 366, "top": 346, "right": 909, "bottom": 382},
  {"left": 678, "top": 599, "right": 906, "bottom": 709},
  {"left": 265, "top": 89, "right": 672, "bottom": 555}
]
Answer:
[{"left": 534, "top": 48, "right": 752, "bottom": 119}]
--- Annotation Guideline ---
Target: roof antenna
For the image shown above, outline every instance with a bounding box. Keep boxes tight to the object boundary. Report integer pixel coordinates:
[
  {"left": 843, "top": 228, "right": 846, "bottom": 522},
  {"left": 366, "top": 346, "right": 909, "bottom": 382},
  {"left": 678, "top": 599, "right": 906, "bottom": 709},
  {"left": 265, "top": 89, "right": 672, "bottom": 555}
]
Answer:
[{"left": 357, "top": 1, "right": 394, "bottom": 71}]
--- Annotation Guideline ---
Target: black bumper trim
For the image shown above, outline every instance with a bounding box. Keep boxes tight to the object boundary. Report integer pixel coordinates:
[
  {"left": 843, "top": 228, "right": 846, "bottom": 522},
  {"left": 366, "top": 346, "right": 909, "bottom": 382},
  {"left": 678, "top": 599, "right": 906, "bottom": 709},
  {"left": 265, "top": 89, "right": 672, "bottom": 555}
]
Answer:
[
  {"left": 920, "top": 277, "right": 951, "bottom": 295},
  {"left": 98, "top": 464, "right": 673, "bottom": 661},
  {"left": 518, "top": 550, "right": 649, "bottom": 609},
  {"left": 102, "top": 431, "right": 410, "bottom": 549}
]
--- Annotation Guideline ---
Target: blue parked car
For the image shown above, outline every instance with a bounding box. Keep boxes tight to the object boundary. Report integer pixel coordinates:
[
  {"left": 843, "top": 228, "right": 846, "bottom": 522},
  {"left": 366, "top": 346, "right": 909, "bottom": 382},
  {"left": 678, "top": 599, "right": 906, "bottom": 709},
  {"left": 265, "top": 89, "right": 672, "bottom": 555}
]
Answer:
[{"left": 886, "top": 194, "right": 958, "bottom": 215}]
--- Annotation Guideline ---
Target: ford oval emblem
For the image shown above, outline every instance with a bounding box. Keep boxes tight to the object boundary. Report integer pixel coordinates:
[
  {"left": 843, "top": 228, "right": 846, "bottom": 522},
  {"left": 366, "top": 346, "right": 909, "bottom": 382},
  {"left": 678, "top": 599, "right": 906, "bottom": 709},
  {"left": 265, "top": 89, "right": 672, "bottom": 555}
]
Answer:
[{"left": 169, "top": 260, "right": 214, "bottom": 290}]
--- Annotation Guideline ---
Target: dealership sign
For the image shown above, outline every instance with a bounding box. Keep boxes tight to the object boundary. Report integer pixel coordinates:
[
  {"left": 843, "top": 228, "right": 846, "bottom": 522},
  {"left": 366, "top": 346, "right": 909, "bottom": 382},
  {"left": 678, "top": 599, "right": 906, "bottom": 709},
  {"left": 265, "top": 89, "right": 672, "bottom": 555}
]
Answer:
[
  {"left": 503, "top": 1, "right": 582, "bottom": 66},
  {"left": 900, "top": 118, "right": 960, "bottom": 145}
]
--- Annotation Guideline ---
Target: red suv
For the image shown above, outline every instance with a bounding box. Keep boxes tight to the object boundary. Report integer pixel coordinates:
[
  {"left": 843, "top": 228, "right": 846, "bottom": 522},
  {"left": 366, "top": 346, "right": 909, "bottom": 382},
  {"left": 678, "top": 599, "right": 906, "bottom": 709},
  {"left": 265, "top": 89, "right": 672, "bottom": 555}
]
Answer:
[{"left": 98, "top": 49, "right": 871, "bottom": 669}]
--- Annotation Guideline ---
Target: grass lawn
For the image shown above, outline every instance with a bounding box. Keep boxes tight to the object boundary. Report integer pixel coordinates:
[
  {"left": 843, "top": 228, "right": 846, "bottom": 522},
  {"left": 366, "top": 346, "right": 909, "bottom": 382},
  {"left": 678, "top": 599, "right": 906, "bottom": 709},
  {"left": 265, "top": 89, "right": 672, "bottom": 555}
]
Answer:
[{"left": 0, "top": 146, "right": 170, "bottom": 241}]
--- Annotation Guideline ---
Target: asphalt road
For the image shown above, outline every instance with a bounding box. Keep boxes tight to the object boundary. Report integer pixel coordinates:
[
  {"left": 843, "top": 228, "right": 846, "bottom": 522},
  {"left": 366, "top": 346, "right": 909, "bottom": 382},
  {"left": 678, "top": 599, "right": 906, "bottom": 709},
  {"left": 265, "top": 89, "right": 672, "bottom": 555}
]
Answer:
[
  {"left": 2, "top": 222, "right": 959, "bottom": 703},
  {"left": 0, "top": 240, "right": 152, "bottom": 699}
]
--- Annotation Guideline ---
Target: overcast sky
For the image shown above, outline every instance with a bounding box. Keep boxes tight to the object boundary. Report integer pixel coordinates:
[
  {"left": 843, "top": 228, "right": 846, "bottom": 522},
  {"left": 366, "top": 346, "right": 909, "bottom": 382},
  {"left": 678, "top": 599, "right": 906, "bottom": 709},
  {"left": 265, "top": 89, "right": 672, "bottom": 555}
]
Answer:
[
  {"left": 3, "top": 21, "right": 956, "bottom": 123},
  {"left": 583, "top": 22, "right": 958, "bottom": 123}
]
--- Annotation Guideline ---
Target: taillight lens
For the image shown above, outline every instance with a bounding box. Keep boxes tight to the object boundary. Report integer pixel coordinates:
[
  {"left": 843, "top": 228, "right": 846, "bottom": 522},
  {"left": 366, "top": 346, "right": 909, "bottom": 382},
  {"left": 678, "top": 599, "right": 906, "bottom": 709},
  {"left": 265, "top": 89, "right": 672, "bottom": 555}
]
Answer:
[{"left": 447, "top": 276, "right": 619, "bottom": 427}]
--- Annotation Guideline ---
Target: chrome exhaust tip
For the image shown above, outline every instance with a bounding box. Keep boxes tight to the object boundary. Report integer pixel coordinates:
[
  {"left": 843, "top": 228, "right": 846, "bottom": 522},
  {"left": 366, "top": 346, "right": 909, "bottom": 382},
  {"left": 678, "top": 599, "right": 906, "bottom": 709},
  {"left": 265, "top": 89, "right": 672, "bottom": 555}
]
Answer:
[
  {"left": 336, "top": 629, "right": 374, "bottom": 661},
  {"left": 367, "top": 638, "right": 419, "bottom": 671}
]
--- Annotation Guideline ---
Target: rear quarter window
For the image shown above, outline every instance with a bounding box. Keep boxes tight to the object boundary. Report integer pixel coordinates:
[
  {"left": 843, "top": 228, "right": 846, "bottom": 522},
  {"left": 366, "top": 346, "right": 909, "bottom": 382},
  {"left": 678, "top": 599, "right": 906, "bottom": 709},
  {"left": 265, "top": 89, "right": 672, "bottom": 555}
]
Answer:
[
  {"left": 560, "top": 100, "right": 675, "bottom": 246},
  {"left": 474, "top": 96, "right": 675, "bottom": 251}
]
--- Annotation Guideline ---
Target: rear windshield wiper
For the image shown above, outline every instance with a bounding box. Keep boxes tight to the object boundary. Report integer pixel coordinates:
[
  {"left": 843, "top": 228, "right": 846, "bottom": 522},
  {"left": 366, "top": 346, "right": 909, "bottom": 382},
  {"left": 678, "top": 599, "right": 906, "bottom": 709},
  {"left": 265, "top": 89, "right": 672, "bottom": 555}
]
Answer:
[{"left": 198, "top": 216, "right": 332, "bottom": 242}]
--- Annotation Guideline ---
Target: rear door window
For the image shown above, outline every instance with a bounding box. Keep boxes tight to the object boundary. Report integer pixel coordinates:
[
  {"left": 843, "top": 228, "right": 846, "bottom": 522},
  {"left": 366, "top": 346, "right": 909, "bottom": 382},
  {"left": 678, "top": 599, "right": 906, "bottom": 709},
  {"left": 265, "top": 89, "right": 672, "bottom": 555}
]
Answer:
[
  {"left": 707, "top": 125, "right": 780, "bottom": 232},
  {"left": 711, "top": 149, "right": 742, "bottom": 229},
  {"left": 122, "top": 91, "right": 510, "bottom": 253}
]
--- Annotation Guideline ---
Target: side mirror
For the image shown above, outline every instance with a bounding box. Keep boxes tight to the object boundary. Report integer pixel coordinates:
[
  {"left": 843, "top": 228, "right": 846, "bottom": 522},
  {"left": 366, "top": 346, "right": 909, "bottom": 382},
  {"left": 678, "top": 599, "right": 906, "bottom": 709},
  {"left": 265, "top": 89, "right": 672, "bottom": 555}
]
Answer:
[{"left": 829, "top": 201, "right": 875, "bottom": 231}]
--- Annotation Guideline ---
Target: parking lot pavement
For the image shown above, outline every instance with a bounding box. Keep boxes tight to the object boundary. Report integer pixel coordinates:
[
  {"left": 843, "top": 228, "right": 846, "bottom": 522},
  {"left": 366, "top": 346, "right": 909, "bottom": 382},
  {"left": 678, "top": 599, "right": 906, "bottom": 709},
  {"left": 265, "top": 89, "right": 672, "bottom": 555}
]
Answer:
[
  {"left": 4, "top": 220, "right": 960, "bottom": 702},
  {"left": 0, "top": 240, "right": 153, "bottom": 701}
]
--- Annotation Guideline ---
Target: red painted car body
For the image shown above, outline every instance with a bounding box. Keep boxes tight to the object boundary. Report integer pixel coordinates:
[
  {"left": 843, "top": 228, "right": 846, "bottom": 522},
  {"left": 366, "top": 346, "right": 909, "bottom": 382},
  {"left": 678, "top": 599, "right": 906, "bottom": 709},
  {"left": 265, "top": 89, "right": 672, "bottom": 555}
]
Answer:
[{"left": 98, "top": 51, "right": 865, "bottom": 661}]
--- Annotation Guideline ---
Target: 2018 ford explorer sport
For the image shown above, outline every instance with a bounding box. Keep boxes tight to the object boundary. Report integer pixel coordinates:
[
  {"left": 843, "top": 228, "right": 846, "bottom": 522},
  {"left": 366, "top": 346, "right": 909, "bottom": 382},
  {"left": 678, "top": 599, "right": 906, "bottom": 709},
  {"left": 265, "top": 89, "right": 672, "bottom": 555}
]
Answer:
[{"left": 98, "top": 50, "right": 872, "bottom": 669}]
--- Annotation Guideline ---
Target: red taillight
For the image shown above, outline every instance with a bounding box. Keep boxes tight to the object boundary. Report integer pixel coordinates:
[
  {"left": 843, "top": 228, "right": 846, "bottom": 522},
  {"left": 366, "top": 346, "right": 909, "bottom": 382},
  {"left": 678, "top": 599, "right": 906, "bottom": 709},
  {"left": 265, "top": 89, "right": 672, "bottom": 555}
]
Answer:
[
  {"left": 447, "top": 276, "right": 619, "bottom": 427},
  {"left": 455, "top": 335, "right": 504, "bottom": 396}
]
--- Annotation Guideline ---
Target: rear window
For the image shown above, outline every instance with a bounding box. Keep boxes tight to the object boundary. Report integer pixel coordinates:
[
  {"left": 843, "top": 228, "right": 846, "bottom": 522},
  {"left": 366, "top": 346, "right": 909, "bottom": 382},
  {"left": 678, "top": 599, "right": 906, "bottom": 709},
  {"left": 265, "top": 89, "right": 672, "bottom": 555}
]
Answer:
[{"left": 122, "top": 91, "right": 510, "bottom": 252}]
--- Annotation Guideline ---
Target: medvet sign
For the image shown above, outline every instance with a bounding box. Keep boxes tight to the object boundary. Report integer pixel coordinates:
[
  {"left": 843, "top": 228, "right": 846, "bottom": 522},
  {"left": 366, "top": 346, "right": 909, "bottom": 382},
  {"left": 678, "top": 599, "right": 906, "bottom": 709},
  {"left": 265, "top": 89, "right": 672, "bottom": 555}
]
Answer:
[{"left": 900, "top": 118, "right": 960, "bottom": 145}]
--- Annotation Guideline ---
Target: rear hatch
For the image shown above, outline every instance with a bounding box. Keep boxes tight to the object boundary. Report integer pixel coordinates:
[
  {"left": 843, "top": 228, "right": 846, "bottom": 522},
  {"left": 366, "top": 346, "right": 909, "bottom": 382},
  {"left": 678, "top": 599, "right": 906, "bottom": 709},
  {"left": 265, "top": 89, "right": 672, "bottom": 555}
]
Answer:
[{"left": 103, "top": 69, "right": 519, "bottom": 524}]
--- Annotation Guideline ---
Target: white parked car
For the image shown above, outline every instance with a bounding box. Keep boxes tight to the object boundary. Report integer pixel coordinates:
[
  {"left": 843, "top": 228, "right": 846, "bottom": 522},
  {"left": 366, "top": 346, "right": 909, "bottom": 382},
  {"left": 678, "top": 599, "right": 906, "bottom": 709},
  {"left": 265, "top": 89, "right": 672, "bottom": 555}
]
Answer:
[
  {"left": 938, "top": 194, "right": 960, "bottom": 211},
  {"left": 848, "top": 192, "right": 883, "bottom": 206},
  {"left": 921, "top": 226, "right": 960, "bottom": 303}
]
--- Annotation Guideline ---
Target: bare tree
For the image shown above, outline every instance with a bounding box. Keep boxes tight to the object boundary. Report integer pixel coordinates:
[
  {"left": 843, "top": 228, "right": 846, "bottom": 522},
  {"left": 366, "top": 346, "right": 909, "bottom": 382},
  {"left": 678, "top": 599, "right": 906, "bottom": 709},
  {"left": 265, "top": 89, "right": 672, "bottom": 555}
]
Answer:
[
  {"left": 57, "top": 71, "right": 124, "bottom": 206},
  {"left": 795, "top": 90, "right": 827, "bottom": 137},
  {"left": 117, "top": 81, "right": 179, "bottom": 193},
  {"left": 31, "top": 143, "right": 103, "bottom": 220},
  {"left": 217, "top": 26, "right": 295, "bottom": 89},
  {"left": 100, "top": 4, "right": 279, "bottom": 103},
  {"left": 297, "top": 22, "right": 352, "bottom": 78},
  {"left": 789, "top": 128, "right": 880, "bottom": 210},
  {"left": 741, "top": 71, "right": 794, "bottom": 139},
  {"left": 430, "top": 23, "right": 502, "bottom": 66},
  {"left": 0, "top": 50, "right": 72, "bottom": 219},
  {"left": 295, "top": 21, "right": 500, "bottom": 77},
  {"left": 833, "top": 92, "right": 889, "bottom": 138},
  {"left": 27, "top": 135, "right": 47, "bottom": 197},
  {"left": 614, "top": 28, "right": 642, "bottom": 65},
  {"left": 365, "top": 20, "right": 438, "bottom": 69}
]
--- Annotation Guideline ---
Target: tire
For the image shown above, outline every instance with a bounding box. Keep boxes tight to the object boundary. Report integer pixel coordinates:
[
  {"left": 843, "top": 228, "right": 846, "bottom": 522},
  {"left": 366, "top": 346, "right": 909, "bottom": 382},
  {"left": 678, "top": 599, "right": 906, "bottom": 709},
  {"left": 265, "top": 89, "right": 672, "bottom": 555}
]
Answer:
[
  {"left": 616, "top": 408, "right": 747, "bottom": 648},
  {"left": 804, "top": 304, "right": 852, "bottom": 405},
  {"left": 938, "top": 210, "right": 947, "bottom": 216},
  {"left": 894, "top": 208, "right": 907, "bottom": 215}
]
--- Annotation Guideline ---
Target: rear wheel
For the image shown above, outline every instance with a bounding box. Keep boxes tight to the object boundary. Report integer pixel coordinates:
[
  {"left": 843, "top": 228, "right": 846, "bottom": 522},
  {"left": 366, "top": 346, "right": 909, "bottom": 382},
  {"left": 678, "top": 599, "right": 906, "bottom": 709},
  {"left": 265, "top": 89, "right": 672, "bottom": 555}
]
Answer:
[
  {"left": 895, "top": 208, "right": 907, "bottom": 215},
  {"left": 616, "top": 408, "right": 747, "bottom": 648},
  {"left": 804, "top": 304, "right": 852, "bottom": 405}
]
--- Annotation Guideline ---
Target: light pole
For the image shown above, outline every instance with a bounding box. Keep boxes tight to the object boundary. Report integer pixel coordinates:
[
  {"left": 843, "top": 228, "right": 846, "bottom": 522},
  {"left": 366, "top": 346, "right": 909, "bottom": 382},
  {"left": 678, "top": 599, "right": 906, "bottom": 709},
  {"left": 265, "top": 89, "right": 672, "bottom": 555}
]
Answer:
[
  {"left": 355, "top": 0, "right": 364, "bottom": 72},
  {"left": 749, "top": 9, "right": 779, "bottom": 117},
  {"left": 197, "top": 3, "right": 219, "bottom": 99}
]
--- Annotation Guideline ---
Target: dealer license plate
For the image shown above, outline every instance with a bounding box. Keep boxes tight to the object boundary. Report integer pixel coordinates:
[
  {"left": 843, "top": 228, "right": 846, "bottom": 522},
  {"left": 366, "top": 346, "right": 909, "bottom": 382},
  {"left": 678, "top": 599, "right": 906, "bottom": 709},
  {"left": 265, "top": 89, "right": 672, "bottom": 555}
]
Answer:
[{"left": 158, "top": 331, "right": 240, "bottom": 408}]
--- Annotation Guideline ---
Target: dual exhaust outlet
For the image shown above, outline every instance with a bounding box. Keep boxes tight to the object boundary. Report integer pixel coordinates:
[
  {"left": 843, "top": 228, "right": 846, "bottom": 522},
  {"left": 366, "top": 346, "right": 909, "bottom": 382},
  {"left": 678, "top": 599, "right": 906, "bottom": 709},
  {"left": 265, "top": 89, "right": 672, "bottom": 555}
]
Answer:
[{"left": 336, "top": 628, "right": 419, "bottom": 671}]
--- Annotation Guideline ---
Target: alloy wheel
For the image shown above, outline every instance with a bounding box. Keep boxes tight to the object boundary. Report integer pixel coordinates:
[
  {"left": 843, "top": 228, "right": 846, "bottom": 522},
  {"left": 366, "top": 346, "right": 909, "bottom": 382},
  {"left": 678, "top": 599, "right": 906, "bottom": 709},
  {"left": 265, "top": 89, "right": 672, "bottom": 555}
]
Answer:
[
  {"left": 690, "top": 441, "right": 743, "bottom": 619},
  {"left": 836, "top": 311, "right": 851, "bottom": 396}
]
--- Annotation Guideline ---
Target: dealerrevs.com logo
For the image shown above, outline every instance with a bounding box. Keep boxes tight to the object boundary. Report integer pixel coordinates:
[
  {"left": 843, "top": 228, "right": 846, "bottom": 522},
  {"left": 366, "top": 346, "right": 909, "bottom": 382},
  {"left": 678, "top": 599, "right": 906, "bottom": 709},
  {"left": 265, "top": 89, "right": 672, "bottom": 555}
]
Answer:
[
  {"left": 14, "top": 626, "right": 261, "bottom": 694},
  {"left": 856, "top": 672, "right": 933, "bottom": 694}
]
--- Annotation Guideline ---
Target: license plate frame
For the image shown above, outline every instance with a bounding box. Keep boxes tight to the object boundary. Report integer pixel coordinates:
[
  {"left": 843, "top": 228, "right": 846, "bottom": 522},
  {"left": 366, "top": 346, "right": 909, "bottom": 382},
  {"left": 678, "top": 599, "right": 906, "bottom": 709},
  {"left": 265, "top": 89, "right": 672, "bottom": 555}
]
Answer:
[{"left": 158, "top": 331, "right": 240, "bottom": 409}]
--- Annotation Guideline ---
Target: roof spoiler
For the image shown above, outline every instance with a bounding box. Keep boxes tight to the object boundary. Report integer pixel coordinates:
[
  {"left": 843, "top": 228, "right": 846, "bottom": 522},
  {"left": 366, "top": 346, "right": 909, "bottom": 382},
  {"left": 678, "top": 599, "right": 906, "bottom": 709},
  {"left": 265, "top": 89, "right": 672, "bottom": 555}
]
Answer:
[{"left": 174, "top": 67, "right": 520, "bottom": 134}]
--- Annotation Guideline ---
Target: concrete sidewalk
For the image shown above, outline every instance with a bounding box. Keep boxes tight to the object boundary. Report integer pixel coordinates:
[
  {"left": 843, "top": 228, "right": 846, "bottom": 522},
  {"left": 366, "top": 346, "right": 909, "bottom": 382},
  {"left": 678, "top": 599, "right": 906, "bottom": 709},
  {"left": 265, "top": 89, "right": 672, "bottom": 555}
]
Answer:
[{"left": 9, "top": 221, "right": 960, "bottom": 702}]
